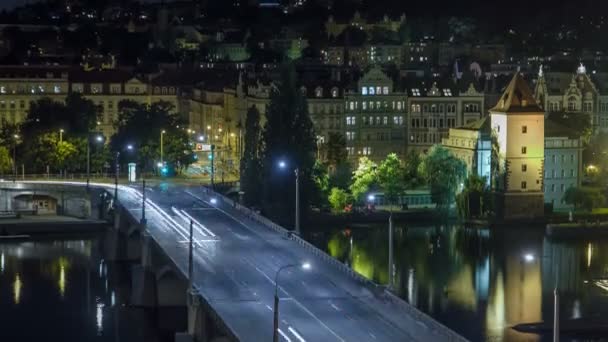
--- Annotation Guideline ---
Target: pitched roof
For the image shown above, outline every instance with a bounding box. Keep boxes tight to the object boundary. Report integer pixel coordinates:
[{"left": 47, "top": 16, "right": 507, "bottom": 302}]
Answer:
[
  {"left": 490, "top": 73, "right": 543, "bottom": 113},
  {"left": 460, "top": 116, "right": 490, "bottom": 133}
]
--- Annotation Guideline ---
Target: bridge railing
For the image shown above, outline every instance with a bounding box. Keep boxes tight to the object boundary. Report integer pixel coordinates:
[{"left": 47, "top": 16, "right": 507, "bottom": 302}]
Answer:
[{"left": 208, "top": 187, "right": 468, "bottom": 342}]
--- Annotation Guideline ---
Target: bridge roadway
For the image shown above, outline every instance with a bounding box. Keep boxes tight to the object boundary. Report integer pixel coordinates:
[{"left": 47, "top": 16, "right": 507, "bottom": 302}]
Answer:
[{"left": 116, "top": 182, "right": 462, "bottom": 342}]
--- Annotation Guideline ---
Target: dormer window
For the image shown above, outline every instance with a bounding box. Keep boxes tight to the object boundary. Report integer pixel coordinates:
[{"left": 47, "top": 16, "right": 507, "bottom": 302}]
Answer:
[
  {"left": 361, "top": 87, "right": 367, "bottom": 95},
  {"left": 412, "top": 88, "right": 421, "bottom": 96},
  {"left": 383, "top": 86, "right": 389, "bottom": 95},
  {"left": 300, "top": 86, "right": 307, "bottom": 96},
  {"left": 331, "top": 88, "right": 338, "bottom": 98},
  {"left": 369, "top": 87, "right": 375, "bottom": 95},
  {"left": 443, "top": 89, "right": 452, "bottom": 96},
  {"left": 315, "top": 87, "right": 323, "bottom": 98}
]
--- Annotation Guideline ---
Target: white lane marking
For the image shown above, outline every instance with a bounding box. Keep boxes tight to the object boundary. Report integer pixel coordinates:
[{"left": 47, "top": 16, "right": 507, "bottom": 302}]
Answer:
[
  {"left": 288, "top": 327, "right": 306, "bottom": 342},
  {"left": 331, "top": 304, "right": 340, "bottom": 311},
  {"left": 278, "top": 329, "right": 292, "bottom": 342},
  {"left": 180, "top": 209, "right": 216, "bottom": 237},
  {"left": 265, "top": 304, "right": 273, "bottom": 311},
  {"left": 241, "top": 258, "right": 345, "bottom": 342},
  {"left": 171, "top": 207, "right": 213, "bottom": 239},
  {"left": 369, "top": 332, "right": 377, "bottom": 339}
]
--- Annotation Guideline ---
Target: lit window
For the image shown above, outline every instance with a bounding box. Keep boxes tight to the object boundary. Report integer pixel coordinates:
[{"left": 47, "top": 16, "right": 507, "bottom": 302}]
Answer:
[
  {"left": 443, "top": 89, "right": 452, "bottom": 96},
  {"left": 412, "top": 88, "right": 421, "bottom": 96},
  {"left": 54, "top": 85, "right": 61, "bottom": 93},
  {"left": 376, "top": 86, "right": 381, "bottom": 95},
  {"left": 362, "top": 87, "right": 368, "bottom": 95},
  {"left": 383, "top": 86, "right": 389, "bottom": 94},
  {"left": 369, "top": 87, "right": 375, "bottom": 95},
  {"left": 362, "top": 102, "right": 367, "bottom": 110}
]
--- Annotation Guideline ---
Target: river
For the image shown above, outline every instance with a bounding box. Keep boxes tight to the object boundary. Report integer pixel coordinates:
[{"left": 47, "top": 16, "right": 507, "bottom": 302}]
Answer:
[
  {"left": 0, "top": 233, "right": 184, "bottom": 342},
  {"left": 305, "top": 222, "right": 608, "bottom": 342}
]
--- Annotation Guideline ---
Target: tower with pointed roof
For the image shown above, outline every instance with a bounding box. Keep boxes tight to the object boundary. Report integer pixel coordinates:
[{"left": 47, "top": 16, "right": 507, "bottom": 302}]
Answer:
[{"left": 491, "top": 73, "right": 545, "bottom": 219}]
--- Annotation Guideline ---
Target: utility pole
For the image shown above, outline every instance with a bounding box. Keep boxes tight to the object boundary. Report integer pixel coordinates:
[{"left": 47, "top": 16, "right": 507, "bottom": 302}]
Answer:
[
  {"left": 295, "top": 168, "right": 300, "bottom": 235},
  {"left": 114, "top": 152, "right": 120, "bottom": 204},
  {"left": 388, "top": 213, "right": 394, "bottom": 289},
  {"left": 554, "top": 288, "right": 560, "bottom": 342},
  {"left": 140, "top": 179, "right": 146, "bottom": 225},
  {"left": 210, "top": 144, "right": 215, "bottom": 190},
  {"left": 86, "top": 137, "right": 90, "bottom": 189},
  {"left": 188, "top": 219, "right": 194, "bottom": 290}
]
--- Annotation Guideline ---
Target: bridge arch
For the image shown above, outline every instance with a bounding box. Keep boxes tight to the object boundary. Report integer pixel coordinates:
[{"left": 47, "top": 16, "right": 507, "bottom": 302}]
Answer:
[{"left": 156, "top": 265, "right": 188, "bottom": 307}]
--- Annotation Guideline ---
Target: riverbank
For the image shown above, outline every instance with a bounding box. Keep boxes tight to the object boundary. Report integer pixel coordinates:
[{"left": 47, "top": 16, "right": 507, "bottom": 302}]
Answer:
[
  {"left": 0, "top": 215, "right": 106, "bottom": 235},
  {"left": 306, "top": 208, "right": 450, "bottom": 226}
]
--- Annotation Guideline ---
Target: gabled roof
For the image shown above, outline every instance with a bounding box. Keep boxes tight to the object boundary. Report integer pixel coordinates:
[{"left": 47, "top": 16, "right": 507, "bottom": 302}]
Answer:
[
  {"left": 460, "top": 116, "right": 490, "bottom": 133},
  {"left": 490, "top": 73, "right": 543, "bottom": 113}
]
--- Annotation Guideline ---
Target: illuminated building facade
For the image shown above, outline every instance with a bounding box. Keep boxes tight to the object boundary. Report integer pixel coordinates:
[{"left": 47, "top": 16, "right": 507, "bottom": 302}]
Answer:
[{"left": 491, "top": 73, "right": 545, "bottom": 219}]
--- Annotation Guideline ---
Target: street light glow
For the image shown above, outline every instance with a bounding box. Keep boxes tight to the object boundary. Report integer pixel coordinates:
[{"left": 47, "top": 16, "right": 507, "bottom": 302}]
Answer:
[
  {"left": 95, "top": 135, "right": 103, "bottom": 142},
  {"left": 524, "top": 253, "right": 535, "bottom": 263},
  {"left": 301, "top": 262, "right": 311, "bottom": 270},
  {"left": 278, "top": 161, "right": 286, "bottom": 169},
  {"left": 13, "top": 134, "right": 19, "bottom": 139},
  {"left": 198, "top": 135, "right": 204, "bottom": 141},
  {"left": 207, "top": 125, "right": 211, "bottom": 130},
  {"left": 367, "top": 194, "right": 375, "bottom": 202},
  {"left": 157, "top": 162, "right": 163, "bottom": 167},
  {"left": 210, "top": 198, "right": 217, "bottom": 205},
  {"left": 127, "top": 144, "right": 133, "bottom": 150}
]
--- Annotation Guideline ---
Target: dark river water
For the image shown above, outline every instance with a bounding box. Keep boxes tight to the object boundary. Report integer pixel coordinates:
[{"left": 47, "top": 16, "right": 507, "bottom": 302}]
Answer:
[
  {"left": 0, "top": 233, "right": 184, "bottom": 342},
  {"left": 306, "top": 223, "right": 608, "bottom": 342}
]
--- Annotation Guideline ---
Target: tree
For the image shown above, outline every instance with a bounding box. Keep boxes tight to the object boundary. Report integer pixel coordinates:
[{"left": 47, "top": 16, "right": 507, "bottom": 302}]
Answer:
[
  {"left": 21, "top": 93, "right": 99, "bottom": 139},
  {"left": 350, "top": 157, "right": 377, "bottom": 203},
  {"left": 564, "top": 186, "right": 606, "bottom": 212},
  {"left": 329, "top": 161, "right": 352, "bottom": 190},
  {"left": 456, "top": 174, "right": 491, "bottom": 219},
  {"left": 240, "top": 106, "right": 262, "bottom": 206},
  {"left": 111, "top": 100, "right": 194, "bottom": 173},
  {"left": 0, "top": 146, "right": 11, "bottom": 175},
  {"left": 403, "top": 151, "right": 422, "bottom": 188},
  {"left": 420, "top": 145, "right": 467, "bottom": 209},
  {"left": 328, "top": 187, "right": 353, "bottom": 213},
  {"left": 312, "top": 160, "right": 330, "bottom": 208},
  {"left": 260, "top": 63, "right": 317, "bottom": 226},
  {"left": 377, "top": 153, "right": 406, "bottom": 209},
  {"left": 323, "top": 132, "right": 347, "bottom": 170}
]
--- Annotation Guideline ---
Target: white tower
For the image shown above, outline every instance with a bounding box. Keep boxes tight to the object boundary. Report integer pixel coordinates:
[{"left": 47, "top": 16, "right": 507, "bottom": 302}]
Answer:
[{"left": 490, "top": 73, "right": 545, "bottom": 219}]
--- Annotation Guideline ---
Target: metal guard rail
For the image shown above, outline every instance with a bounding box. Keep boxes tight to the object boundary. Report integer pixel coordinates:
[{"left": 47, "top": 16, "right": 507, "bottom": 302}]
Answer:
[{"left": 208, "top": 188, "right": 469, "bottom": 342}]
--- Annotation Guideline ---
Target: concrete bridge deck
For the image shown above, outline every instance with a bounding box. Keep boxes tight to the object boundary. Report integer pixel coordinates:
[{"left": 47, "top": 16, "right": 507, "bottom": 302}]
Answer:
[{"left": 6, "top": 181, "right": 467, "bottom": 342}]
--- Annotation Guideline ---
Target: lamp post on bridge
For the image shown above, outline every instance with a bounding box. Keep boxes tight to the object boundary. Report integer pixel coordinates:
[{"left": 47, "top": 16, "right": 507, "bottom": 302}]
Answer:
[
  {"left": 12, "top": 134, "right": 19, "bottom": 183},
  {"left": 278, "top": 160, "right": 300, "bottom": 236},
  {"left": 273, "top": 262, "right": 310, "bottom": 342},
  {"left": 87, "top": 133, "right": 104, "bottom": 190},
  {"left": 140, "top": 179, "right": 147, "bottom": 225}
]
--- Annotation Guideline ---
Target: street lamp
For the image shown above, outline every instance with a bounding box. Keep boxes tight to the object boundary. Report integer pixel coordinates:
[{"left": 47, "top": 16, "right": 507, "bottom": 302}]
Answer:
[
  {"left": 160, "top": 130, "right": 166, "bottom": 165},
  {"left": 87, "top": 134, "right": 104, "bottom": 189},
  {"left": 59, "top": 129, "right": 64, "bottom": 143},
  {"left": 273, "top": 262, "right": 311, "bottom": 342},
  {"left": 198, "top": 135, "right": 204, "bottom": 142},
  {"left": 278, "top": 160, "right": 300, "bottom": 235},
  {"left": 12, "top": 134, "right": 19, "bottom": 182}
]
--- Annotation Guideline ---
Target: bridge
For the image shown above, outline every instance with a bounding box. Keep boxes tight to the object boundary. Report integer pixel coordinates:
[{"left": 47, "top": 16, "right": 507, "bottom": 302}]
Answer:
[{"left": 0, "top": 180, "right": 467, "bottom": 342}]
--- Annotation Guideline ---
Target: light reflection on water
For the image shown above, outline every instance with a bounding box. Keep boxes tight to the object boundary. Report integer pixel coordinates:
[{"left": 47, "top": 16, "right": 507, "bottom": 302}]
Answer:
[
  {"left": 0, "top": 236, "right": 183, "bottom": 341},
  {"left": 308, "top": 224, "right": 608, "bottom": 342}
]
